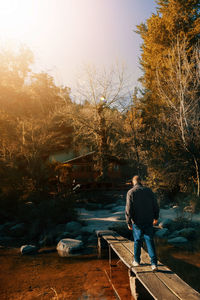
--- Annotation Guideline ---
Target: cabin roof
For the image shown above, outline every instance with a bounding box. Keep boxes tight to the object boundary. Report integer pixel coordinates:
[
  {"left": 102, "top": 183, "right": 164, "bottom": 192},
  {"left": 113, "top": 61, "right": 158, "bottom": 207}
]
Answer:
[
  {"left": 63, "top": 151, "right": 126, "bottom": 165},
  {"left": 63, "top": 151, "right": 96, "bottom": 164}
]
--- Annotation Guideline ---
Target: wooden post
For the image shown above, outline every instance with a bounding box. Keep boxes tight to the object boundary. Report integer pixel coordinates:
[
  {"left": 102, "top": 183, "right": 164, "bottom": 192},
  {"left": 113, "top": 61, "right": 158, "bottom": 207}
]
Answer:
[
  {"left": 97, "top": 235, "right": 109, "bottom": 258},
  {"left": 128, "top": 270, "right": 153, "bottom": 300},
  {"left": 97, "top": 236, "right": 102, "bottom": 258}
]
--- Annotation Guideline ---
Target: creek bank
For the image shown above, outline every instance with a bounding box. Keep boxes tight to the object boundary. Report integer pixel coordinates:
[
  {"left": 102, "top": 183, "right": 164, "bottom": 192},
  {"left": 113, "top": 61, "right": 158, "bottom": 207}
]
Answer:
[
  {"left": 1, "top": 194, "right": 200, "bottom": 255},
  {"left": 0, "top": 192, "right": 127, "bottom": 256},
  {"left": 155, "top": 207, "right": 200, "bottom": 248}
]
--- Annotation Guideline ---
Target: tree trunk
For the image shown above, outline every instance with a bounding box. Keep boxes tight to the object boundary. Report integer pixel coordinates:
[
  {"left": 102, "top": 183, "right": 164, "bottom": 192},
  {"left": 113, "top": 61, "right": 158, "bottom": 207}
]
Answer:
[
  {"left": 97, "top": 104, "right": 108, "bottom": 181},
  {"left": 193, "top": 155, "right": 200, "bottom": 197}
]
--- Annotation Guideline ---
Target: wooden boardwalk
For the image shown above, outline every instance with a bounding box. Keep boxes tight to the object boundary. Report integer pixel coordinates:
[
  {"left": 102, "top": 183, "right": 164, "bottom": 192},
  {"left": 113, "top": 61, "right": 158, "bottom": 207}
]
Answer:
[{"left": 96, "top": 230, "right": 200, "bottom": 300}]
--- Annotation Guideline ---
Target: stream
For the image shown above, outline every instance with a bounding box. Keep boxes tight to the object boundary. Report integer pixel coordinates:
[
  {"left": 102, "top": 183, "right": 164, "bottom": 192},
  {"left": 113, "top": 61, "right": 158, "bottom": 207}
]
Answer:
[{"left": 0, "top": 197, "right": 200, "bottom": 299}]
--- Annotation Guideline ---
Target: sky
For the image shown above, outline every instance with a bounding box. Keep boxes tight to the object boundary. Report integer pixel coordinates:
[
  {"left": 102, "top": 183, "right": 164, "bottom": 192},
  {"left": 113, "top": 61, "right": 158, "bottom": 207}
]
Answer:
[{"left": 0, "top": 0, "right": 157, "bottom": 90}]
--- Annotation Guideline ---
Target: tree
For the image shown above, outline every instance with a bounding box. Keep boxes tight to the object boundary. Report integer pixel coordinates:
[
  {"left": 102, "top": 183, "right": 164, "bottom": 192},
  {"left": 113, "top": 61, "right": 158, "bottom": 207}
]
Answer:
[
  {"left": 66, "top": 64, "right": 128, "bottom": 181},
  {"left": 156, "top": 39, "right": 200, "bottom": 195},
  {"left": 135, "top": 0, "right": 200, "bottom": 192},
  {"left": 0, "top": 46, "right": 75, "bottom": 222},
  {"left": 137, "top": 0, "right": 200, "bottom": 92},
  {"left": 0, "top": 45, "right": 34, "bottom": 113},
  {"left": 136, "top": 0, "right": 200, "bottom": 130},
  {"left": 122, "top": 88, "right": 144, "bottom": 175},
  {"left": 29, "top": 72, "right": 71, "bottom": 117}
]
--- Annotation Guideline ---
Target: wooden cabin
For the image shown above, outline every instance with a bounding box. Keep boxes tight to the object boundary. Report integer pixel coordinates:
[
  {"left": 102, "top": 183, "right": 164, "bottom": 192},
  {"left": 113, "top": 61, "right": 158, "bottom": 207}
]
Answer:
[
  {"left": 49, "top": 150, "right": 129, "bottom": 189},
  {"left": 62, "top": 151, "right": 123, "bottom": 184}
]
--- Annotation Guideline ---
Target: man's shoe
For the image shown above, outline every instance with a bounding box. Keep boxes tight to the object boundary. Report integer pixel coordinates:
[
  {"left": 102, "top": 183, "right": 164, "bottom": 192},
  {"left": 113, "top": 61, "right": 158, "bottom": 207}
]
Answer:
[
  {"left": 132, "top": 260, "right": 140, "bottom": 267},
  {"left": 151, "top": 265, "right": 158, "bottom": 271}
]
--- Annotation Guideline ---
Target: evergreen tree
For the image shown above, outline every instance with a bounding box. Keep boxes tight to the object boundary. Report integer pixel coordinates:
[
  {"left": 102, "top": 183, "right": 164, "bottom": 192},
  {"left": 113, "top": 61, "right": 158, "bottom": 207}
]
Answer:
[{"left": 136, "top": 0, "right": 200, "bottom": 193}]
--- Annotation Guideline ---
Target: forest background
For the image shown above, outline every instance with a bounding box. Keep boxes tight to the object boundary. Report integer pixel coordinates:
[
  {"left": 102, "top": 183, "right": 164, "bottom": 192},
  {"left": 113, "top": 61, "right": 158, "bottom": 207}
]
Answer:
[{"left": 0, "top": 0, "right": 200, "bottom": 232}]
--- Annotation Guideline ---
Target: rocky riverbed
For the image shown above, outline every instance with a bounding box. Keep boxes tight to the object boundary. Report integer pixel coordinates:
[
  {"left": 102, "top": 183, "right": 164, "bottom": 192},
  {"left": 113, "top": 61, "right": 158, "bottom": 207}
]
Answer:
[{"left": 1, "top": 192, "right": 200, "bottom": 298}]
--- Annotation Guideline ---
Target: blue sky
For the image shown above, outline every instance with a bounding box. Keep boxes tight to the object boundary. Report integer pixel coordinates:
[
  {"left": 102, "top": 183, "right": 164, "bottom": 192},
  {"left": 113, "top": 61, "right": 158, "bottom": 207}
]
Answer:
[{"left": 0, "top": 0, "right": 157, "bottom": 90}]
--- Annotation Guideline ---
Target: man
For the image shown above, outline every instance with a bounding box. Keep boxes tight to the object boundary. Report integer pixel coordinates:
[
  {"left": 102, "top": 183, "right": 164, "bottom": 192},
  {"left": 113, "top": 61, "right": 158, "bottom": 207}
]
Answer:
[{"left": 125, "top": 175, "right": 159, "bottom": 271}]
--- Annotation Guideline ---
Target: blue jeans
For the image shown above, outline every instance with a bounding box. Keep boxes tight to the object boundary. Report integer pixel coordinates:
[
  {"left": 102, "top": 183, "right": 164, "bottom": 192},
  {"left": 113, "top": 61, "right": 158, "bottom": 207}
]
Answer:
[{"left": 132, "top": 224, "right": 157, "bottom": 266}]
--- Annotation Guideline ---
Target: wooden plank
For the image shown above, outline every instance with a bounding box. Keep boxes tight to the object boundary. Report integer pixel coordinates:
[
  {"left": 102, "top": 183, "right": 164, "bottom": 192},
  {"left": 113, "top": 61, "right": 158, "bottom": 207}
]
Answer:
[
  {"left": 123, "top": 239, "right": 200, "bottom": 299},
  {"left": 97, "top": 231, "right": 200, "bottom": 300},
  {"left": 111, "top": 242, "right": 179, "bottom": 300},
  {"left": 154, "top": 265, "right": 200, "bottom": 300},
  {"left": 136, "top": 271, "right": 179, "bottom": 300},
  {"left": 129, "top": 275, "right": 154, "bottom": 300},
  {"left": 122, "top": 239, "right": 151, "bottom": 264},
  {"left": 110, "top": 241, "right": 133, "bottom": 268}
]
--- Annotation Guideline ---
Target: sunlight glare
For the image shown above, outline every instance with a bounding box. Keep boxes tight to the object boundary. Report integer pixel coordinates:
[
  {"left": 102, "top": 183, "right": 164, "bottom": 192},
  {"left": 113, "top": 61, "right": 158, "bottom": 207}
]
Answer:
[{"left": 0, "top": 0, "right": 36, "bottom": 41}]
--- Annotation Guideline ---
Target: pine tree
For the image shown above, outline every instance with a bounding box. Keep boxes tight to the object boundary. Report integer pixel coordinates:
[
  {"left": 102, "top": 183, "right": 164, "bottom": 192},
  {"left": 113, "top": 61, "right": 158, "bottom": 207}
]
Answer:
[{"left": 136, "top": 0, "right": 200, "bottom": 193}]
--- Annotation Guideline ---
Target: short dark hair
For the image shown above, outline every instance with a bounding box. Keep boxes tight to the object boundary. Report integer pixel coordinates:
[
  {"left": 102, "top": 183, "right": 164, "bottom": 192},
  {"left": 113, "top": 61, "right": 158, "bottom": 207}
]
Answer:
[{"left": 132, "top": 175, "right": 141, "bottom": 183}]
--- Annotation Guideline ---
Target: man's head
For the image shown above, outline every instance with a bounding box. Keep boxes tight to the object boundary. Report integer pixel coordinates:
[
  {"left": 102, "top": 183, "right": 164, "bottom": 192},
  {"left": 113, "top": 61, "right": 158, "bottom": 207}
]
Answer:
[{"left": 132, "top": 175, "right": 141, "bottom": 186}]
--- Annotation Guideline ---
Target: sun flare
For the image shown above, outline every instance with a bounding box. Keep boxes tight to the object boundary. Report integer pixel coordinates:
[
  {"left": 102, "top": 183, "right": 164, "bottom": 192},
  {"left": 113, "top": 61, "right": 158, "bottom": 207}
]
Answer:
[{"left": 0, "top": 0, "right": 36, "bottom": 41}]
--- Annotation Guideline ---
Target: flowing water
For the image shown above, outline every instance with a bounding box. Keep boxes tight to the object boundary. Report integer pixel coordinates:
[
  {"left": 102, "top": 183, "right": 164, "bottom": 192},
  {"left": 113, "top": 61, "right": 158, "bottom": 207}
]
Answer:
[{"left": 1, "top": 200, "right": 200, "bottom": 299}]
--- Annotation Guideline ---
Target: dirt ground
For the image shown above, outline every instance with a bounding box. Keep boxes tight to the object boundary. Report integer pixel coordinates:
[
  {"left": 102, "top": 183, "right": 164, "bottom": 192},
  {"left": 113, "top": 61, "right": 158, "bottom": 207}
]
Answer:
[{"left": 0, "top": 247, "right": 133, "bottom": 300}]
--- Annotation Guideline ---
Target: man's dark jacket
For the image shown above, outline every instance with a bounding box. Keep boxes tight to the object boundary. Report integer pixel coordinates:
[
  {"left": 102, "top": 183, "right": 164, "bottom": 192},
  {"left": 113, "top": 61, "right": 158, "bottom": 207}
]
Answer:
[{"left": 125, "top": 183, "right": 159, "bottom": 226}]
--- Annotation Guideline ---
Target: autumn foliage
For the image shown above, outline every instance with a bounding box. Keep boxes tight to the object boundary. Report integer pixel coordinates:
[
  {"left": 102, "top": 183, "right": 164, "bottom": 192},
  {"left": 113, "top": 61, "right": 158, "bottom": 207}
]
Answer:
[{"left": 0, "top": 0, "right": 200, "bottom": 224}]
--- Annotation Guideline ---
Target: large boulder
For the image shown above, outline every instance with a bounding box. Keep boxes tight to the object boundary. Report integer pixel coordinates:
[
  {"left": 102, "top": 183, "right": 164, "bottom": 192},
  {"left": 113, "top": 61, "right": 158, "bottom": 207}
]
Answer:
[
  {"left": 0, "top": 222, "right": 16, "bottom": 235},
  {"left": 0, "top": 236, "right": 14, "bottom": 246},
  {"left": 168, "top": 228, "right": 196, "bottom": 240},
  {"left": 81, "top": 226, "right": 95, "bottom": 234},
  {"left": 155, "top": 228, "right": 169, "bottom": 238},
  {"left": 159, "top": 218, "right": 174, "bottom": 229},
  {"left": 20, "top": 245, "right": 38, "bottom": 255},
  {"left": 178, "top": 228, "right": 196, "bottom": 239},
  {"left": 9, "top": 223, "right": 26, "bottom": 237},
  {"left": 65, "top": 221, "right": 82, "bottom": 233},
  {"left": 55, "top": 231, "right": 77, "bottom": 244},
  {"left": 57, "top": 238, "right": 83, "bottom": 257},
  {"left": 26, "top": 221, "right": 41, "bottom": 240},
  {"left": 39, "top": 233, "right": 56, "bottom": 246},
  {"left": 87, "top": 234, "right": 97, "bottom": 245},
  {"left": 168, "top": 237, "right": 188, "bottom": 244},
  {"left": 168, "top": 230, "right": 180, "bottom": 239}
]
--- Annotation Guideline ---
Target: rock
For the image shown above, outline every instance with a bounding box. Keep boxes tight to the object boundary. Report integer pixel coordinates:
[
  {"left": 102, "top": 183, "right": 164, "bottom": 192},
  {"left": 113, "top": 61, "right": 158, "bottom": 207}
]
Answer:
[
  {"left": 0, "top": 236, "right": 14, "bottom": 246},
  {"left": 155, "top": 228, "right": 169, "bottom": 238},
  {"left": 55, "top": 224, "right": 66, "bottom": 232},
  {"left": 168, "top": 230, "right": 180, "bottom": 239},
  {"left": 163, "top": 205, "right": 170, "bottom": 209},
  {"left": 9, "top": 223, "right": 26, "bottom": 237},
  {"left": 65, "top": 221, "right": 82, "bottom": 233},
  {"left": 183, "top": 206, "right": 193, "bottom": 213},
  {"left": 177, "top": 228, "right": 196, "bottom": 240},
  {"left": 111, "top": 205, "right": 125, "bottom": 213},
  {"left": 54, "top": 231, "right": 73, "bottom": 244},
  {"left": 0, "top": 222, "right": 16, "bottom": 235},
  {"left": 26, "top": 221, "right": 41, "bottom": 240},
  {"left": 42, "top": 233, "right": 55, "bottom": 246},
  {"left": 87, "top": 235, "right": 97, "bottom": 244},
  {"left": 57, "top": 238, "right": 83, "bottom": 257},
  {"left": 85, "top": 203, "right": 102, "bottom": 210},
  {"left": 81, "top": 226, "right": 95, "bottom": 234},
  {"left": 104, "top": 203, "right": 115, "bottom": 209},
  {"left": 159, "top": 218, "right": 174, "bottom": 229},
  {"left": 168, "top": 237, "right": 188, "bottom": 244},
  {"left": 20, "top": 245, "right": 38, "bottom": 255},
  {"left": 168, "top": 228, "right": 196, "bottom": 240}
]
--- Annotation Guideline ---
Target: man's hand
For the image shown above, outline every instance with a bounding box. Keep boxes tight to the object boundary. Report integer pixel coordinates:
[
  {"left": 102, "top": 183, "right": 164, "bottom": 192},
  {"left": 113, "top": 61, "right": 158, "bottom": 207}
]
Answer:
[
  {"left": 153, "top": 219, "right": 158, "bottom": 226},
  {"left": 128, "top": 224, "right": 132, "bottom": 230}
]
